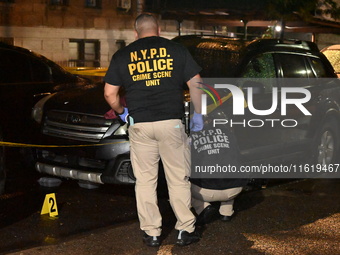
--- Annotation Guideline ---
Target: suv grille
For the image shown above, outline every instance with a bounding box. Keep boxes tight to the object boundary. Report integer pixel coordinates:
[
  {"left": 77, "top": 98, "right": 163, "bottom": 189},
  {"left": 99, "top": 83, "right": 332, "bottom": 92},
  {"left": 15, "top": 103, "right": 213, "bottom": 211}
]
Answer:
[{"left": 42, "top": 110, "right": 117, "bottom": 142}]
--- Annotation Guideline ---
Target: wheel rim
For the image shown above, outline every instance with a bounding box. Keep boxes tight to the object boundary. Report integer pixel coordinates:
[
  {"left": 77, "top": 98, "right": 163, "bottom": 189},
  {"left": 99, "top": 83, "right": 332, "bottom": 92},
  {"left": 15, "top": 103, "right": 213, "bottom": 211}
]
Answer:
[{"left": 317, "top": 130, "right": 335, "bottom": 165}]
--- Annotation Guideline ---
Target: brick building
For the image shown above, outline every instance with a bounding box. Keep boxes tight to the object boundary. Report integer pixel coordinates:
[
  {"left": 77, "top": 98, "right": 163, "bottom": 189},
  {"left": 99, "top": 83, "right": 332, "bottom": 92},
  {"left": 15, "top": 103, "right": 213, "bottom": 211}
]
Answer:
[
  {"left": 0, "top": 0, "right": 189, "bottom": 67},
  {"left": 0, "top": 0, "right": 339, "bottom": 68}
]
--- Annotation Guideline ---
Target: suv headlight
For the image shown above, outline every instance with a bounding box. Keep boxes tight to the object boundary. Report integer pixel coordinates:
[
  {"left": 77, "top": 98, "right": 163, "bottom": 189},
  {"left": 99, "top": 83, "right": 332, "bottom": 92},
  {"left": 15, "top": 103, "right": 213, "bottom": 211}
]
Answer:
[
  {"left": 103, "top": 122, "right": 128, "bottom": 138},
  {"left": 32, "top": 93, "right": 56, "bottom": 124},
  {"left": 113, "top": 123, "right": 128, "bottom": 135}
]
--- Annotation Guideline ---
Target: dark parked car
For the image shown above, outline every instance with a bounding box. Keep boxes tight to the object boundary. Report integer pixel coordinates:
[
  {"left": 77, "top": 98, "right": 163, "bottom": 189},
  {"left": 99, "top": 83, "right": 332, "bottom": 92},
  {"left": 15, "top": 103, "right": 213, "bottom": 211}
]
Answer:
[
  {"left": 31, "top": 36, "right": 340, "bottom": 187},
  {"left": 0, "top": 42, "right": 91, "bottom": 194}
]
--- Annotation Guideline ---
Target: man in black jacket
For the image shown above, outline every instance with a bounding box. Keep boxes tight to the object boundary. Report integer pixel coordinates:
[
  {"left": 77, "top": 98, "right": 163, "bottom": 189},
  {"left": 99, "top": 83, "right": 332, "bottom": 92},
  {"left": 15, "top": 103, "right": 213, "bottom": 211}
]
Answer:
[{"left": 104, "top": 13, "right": 204, "bottom": 247}]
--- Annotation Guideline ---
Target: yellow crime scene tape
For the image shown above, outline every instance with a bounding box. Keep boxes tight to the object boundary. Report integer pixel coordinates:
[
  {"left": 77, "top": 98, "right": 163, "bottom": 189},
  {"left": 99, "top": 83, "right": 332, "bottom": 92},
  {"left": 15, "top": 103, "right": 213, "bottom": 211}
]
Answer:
[
  {"left": 0, "top": 141, "right": 128, "bottom": 148},
  {"left": 3, "top": 65, "right": 118, "bottom": 149},
  {"left": 0, "top": 83, "right": 246, "bottom": 148},
  {"left": 0, "top": 94, "right": 244, "bottom": 148},
  {"left": 64, "top": 67, "right": 108, "bottom": 77}
]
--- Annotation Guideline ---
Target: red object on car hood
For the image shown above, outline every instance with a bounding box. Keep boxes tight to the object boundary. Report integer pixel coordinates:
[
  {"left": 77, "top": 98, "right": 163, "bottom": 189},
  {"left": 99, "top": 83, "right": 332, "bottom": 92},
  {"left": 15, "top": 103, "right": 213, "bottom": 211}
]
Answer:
[
  {"left": 104, "top": 109, "right": 118, "bottom": 119},
  {"left": 104, "top": 97, "right": 126, "bottom": 119}
]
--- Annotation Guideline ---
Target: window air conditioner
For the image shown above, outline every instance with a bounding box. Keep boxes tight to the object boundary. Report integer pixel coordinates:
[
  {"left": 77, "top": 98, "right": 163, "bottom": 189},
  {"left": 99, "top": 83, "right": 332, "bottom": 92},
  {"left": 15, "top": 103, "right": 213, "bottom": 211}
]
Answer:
[{"left": 117, "top": 0, "right": 131, "bottom": 10}]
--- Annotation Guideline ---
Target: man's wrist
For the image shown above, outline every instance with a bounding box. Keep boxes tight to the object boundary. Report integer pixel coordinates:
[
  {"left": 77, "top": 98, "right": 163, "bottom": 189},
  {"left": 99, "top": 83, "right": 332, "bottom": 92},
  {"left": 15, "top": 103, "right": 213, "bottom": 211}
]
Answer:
[{"left": 115, "top": 108, "right": 125, "bottom": 115}]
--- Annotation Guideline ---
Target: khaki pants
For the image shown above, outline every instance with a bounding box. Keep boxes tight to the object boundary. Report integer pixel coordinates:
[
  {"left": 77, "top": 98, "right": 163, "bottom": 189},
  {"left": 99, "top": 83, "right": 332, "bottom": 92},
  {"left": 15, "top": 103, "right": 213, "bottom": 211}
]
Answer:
[
  {"left": 191, "top": 183, "right": 243, "bottom": 216},
  {"left": 129, "top": 119, "right": 195, "bottom": 237}
]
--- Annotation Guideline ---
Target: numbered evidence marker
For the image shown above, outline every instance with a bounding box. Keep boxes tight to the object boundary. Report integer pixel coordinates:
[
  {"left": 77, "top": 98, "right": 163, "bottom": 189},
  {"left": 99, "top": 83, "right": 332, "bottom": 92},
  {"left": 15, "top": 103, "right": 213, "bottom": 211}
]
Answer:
[{"left": 41, "top": 193, "right": 58, "bottom": 217}]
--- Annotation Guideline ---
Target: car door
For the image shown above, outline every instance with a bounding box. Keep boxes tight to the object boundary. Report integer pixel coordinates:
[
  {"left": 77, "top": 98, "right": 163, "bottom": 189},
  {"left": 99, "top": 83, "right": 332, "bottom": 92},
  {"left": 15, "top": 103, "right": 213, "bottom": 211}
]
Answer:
[
  {"left": 0, "top": 49, "right": 54, "bottom": 141},
  {"left": 233, "top": 52, "right": 285, "bottom": 164},
  {"left": 273, "top": 53, "right": 316, "bottom": 156}
]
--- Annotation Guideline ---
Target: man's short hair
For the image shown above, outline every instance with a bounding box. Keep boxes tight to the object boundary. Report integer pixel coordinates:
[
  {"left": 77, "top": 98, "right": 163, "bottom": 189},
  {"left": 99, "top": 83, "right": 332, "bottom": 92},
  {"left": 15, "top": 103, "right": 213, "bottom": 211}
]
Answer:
[{"left": 134, "top": 13, "right": 159, "bottom": 36}]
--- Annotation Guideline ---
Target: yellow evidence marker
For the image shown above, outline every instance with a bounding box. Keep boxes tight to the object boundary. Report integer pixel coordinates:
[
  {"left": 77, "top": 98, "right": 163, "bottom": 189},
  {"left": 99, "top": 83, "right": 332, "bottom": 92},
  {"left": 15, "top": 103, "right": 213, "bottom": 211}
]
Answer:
[{"left": 41, "top": 193, "right": 59, "bottom": 217}]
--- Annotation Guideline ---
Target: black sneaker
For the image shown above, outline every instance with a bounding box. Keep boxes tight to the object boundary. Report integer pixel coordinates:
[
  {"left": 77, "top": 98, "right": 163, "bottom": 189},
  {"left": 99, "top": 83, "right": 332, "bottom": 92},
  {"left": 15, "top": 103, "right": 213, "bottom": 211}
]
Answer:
[
  {"left": 143, "top": 232, "right": 161, "bottom": 247},
  {"left": 220, "top": 215, "right": 232, "bottom": 222},
  {"left": 176, "top": 230, "right": 200, "bottom": 246},
  {"left": 195, "top": 205, "right": 219, "bottom": 226}
]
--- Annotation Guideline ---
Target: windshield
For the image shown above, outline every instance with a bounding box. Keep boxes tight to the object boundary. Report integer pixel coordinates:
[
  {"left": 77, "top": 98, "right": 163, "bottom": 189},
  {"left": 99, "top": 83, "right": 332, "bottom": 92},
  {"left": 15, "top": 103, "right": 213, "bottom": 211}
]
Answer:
[{"left": 172, "top": 36, "right": 249, "bottom": 77}]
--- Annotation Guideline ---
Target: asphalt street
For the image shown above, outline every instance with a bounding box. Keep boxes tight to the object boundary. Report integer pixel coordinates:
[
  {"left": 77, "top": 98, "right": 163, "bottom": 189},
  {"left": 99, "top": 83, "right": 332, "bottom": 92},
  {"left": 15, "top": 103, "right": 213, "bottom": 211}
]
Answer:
[{"left": 5, "top": 178, "right": 340, "bottom": 255}]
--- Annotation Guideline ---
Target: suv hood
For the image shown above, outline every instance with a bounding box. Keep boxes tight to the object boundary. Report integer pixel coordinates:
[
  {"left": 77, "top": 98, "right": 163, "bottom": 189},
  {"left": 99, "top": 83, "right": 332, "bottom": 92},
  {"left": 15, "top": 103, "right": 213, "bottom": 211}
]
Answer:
[{"left": 44, "top": 82, "right": 111, "bottom": 115}]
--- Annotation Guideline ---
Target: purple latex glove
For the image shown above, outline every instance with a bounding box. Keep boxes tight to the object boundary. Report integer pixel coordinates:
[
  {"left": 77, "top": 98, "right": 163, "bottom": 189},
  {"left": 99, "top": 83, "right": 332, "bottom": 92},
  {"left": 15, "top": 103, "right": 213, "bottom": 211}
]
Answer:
[
  {"left": 119, "top": 107, "right": 129, "bottom": 123},
  {"left": 190, "top": 112, "right": 203, "bottom": 132}
]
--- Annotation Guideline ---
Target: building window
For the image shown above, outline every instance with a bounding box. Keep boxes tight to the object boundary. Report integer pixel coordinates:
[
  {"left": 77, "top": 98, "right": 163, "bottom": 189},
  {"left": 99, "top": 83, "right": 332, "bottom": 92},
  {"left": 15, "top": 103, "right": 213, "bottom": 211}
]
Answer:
[
  {"left": 117, "top": 0, "right": 131, "bottom": 10},
  {"left": 69, "top": 39, "right": 100, "bottom": 67},
  {"left": 116, "top": 40, "right": 126, "bottom": 50},
  {"left": 85, "top": 0, "right": 101, "bottom": 8},
  {"left": 50, "top": 0, "right": 68, "bottom": 6}
]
